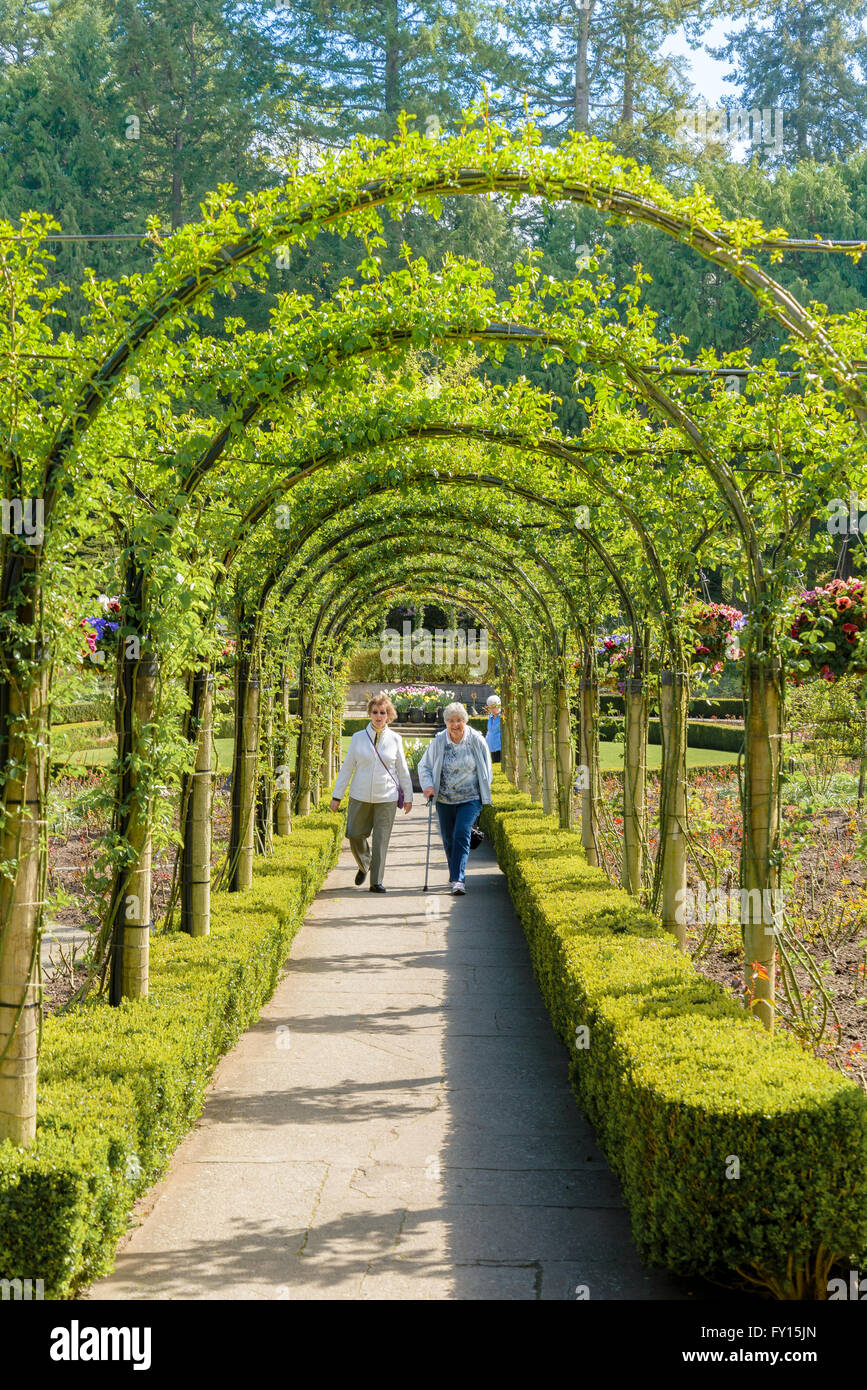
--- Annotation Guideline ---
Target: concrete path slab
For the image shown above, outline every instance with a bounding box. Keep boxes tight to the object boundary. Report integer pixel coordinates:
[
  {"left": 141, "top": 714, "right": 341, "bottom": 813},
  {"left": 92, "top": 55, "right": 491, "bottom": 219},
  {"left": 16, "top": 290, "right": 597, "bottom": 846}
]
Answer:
[{"left": 86, "top": 808, "right": 701, "bottom": 1301}]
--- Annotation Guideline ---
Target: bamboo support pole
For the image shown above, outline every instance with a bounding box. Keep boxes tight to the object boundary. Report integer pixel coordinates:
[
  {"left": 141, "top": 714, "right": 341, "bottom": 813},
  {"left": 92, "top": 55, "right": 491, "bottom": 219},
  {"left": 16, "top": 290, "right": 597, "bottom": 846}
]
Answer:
[
  {"left": 295, "top": 658, "right": 312, "bottom": 817},
  {"left": 741, "top": 658, "right": 783, "bottom": 1031},
  {"left": 542, "top": 686, "right": 556, "bottom": 815},
  {"left": 555, "top": 671, "right": 574, "bottom": 830},
  {"left": 230, "top": 649, "right": 260, "bottom": 890},
  {"left": 515, "top": 684, "right": 531, "bottom": 793},
  {"left": 256, "top": 681, "right": 274, "bottom": 856},
  {"left": 275, "top": 668, "right": 292, "bottom": 835},
  {"left": 0, "top": 575, "right": 46, "bottom": 1145},
  {"left": 112, "top": 656, "right": 157, "bottom": 1001},
  {"left": 531, "top": 681, "right": 543, "bottom": 802},
  {"left": 183, "top": 670, "right": 213, "bottom": 935},
  {"left": 659, "top": 669, "right": 688, "bottom": 948},
  {"left": 578, "top": 675, "right": 599, "bottom": 860},
  {"left": 622, "top": 675, "right": 647, "bottom": 895}
]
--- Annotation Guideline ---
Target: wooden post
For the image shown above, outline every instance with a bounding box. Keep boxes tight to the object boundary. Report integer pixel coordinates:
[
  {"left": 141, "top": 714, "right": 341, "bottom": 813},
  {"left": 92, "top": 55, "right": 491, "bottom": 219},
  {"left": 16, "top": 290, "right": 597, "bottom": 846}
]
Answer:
[
  {"left": 256, "top": 680, "right": 274, "bottom": 856},
  {"left": 578, "top": 674, "right": 599, "bottom": 862},
  {"left": 295, "top": 655, "right": 312, "bottom": 817},
  {"left": 741, "top": 656, "right": 783, "bottom": 1031},
  {"left": 658, "top": 669, "right": 688, "bottom": 948},
  {"left": 531, "top": 681, "right": 543, "bottom": 802},
  {"left": 515, "top": 684, "right": 531, "bottom": 792},
  {"left": 542, "top": 685, "right": 556, "bottom": 815},
  {"left": 182, "top": 669, "right": 213, "bottom": 935},
  {"left": 555, "top": 666, "right": 574, "bottom": 830},
  {"left": 110, "top": 650, "right": 158, "bottom": 1003},
  {"left": 229, "top": 627, "right": 260, "bottom": 890},
  {"left": 0, "top": 549, "right": 47, "bottom": 1145},
  {"left": 275, "top": 666, "right": 292, "bottom": 835},
  {"left": 622, "top": 675, "right": 647, "bottom": 896}
]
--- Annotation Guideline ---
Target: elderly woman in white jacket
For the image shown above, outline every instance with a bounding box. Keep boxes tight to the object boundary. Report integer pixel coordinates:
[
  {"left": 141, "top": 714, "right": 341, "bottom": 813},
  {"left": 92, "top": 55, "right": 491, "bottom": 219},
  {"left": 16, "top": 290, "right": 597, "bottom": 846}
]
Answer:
[
  {"left": 330, "top": 694, "right": 413, "bottom": 893},
  {"left": 418, "top": 702, "right": 493, "bottom": 895}
]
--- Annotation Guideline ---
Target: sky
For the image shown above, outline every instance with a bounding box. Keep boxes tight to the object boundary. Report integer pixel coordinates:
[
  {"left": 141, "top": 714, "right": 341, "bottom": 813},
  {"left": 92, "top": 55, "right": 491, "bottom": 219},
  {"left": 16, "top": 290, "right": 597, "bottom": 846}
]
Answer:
[{"left": 663, "top": 18, "right": 743, "bottom": 105}]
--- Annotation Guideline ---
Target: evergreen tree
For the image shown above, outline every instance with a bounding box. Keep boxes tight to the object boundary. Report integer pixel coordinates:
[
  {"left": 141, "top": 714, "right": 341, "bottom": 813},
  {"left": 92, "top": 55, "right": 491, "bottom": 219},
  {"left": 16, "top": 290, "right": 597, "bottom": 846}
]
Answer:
[
  {"left": 273, "top": 0, "right": 514, "bottom": 144},
  {"left": 710, "top": 0, "right": 867, "bottom": 163}
]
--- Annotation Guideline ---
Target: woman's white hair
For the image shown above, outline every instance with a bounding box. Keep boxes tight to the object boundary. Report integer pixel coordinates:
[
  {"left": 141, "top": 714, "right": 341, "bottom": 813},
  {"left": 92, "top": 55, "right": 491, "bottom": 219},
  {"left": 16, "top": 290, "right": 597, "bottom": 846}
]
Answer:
[{"left": 443, "top": 701, "right": 469, "bottom": 722}]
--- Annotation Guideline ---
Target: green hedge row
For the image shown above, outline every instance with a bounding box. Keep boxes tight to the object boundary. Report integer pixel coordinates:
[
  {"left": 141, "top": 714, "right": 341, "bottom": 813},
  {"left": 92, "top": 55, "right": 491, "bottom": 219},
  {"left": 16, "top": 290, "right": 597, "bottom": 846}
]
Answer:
[
  {"left": 0, "top": 814, "right": 342, "bottom": 1299},
  {"left": 480, "top": 774, "right": 867, "bottom": 1291},
  {"left": 598, "top": 714, "right": 744, "bottom": 754},
  {"left": 598, "top": 694, "right": 744, "bottom": 720},
  {"left": 343, "top": 716, "right": 487, "bottom": 736},
  {"left": 51, "top": 697, "right": 113, "bottom": 726}
]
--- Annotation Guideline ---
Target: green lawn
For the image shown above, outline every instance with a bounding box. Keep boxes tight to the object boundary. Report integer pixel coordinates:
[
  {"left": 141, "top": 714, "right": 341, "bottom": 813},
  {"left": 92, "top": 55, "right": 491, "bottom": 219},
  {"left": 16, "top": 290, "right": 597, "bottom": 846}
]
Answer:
[
  {"left": 58, "top": 733, "right": 736, "bottom": 777},
  {"left": 598, "top": 740, "right": 738, "bottom": 771}
]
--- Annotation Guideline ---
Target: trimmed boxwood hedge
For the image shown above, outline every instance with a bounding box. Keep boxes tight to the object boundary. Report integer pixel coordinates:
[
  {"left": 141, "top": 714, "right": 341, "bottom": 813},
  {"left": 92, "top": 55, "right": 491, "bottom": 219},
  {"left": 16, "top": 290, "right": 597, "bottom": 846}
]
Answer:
[
  {"left": 598, "top": 694, "right": 744, "bottom": 720},
  {"left": 0, "top": 813, "right": 342, "bottom": 1299},
  {"left": 480, "top": 774, "right": 867, "bottom": 1292},
  {"left": 598, "top": 714, "right": 744, "bottom": 754}
]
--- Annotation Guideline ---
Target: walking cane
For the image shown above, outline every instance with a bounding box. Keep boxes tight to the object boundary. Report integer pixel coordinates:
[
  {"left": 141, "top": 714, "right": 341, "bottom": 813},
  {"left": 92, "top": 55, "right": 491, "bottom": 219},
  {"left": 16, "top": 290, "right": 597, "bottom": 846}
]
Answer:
[{"left": 423, "top": 792, "right": 434, "bottom": 892}]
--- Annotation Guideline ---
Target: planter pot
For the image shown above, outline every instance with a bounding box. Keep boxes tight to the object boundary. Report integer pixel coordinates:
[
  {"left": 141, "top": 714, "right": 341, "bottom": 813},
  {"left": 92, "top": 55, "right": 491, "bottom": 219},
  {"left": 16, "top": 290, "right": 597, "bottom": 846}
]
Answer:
[
  {"left": 409, "top": 707, "right": 425, "bottom": 723},
  {"left": 410, "top": 769, "right": 422, "bottom": 793},
  {"left": 424, "top": 710, "right": 436, "bottom": 722}
]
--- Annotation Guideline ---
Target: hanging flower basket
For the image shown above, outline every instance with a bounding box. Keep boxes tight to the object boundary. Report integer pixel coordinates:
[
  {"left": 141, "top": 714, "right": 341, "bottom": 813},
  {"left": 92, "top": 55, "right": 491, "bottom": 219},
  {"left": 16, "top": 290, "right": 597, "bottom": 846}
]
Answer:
[
  {"left": 79, "top": 594, "right": 121, "bottom": 664},
  {"left": 593, "top": 634, "right": 632, "bottom": 692},
  {"left": 683, "top": 601, "right": 746, "bottom": 674},
  {"left": 782, "top": 578, "right": 867, "bottom": 683}
]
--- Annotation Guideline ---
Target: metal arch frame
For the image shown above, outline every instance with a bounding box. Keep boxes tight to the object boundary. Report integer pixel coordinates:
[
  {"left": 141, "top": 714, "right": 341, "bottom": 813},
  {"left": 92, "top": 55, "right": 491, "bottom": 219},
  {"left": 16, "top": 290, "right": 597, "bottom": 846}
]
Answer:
[
  {"left": 233, "top": 464, "right": 645, "bottom": 648},
  {"left": 41, "top": 138, "right": 867, "bottom": 510}
]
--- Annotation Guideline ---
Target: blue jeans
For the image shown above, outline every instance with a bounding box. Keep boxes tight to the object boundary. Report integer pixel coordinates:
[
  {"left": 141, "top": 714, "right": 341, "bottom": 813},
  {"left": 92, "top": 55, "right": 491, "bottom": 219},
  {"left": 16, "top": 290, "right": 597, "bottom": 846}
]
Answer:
[{"left": 436, "top": 798, "right": 482, "bottom": 884}]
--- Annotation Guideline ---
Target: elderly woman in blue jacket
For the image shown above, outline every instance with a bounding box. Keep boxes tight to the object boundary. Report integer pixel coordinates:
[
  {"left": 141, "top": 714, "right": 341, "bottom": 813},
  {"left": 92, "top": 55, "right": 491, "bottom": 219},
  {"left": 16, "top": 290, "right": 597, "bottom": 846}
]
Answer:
[{"left": 418, "top": 701, "right": 493, "bottom": 895}]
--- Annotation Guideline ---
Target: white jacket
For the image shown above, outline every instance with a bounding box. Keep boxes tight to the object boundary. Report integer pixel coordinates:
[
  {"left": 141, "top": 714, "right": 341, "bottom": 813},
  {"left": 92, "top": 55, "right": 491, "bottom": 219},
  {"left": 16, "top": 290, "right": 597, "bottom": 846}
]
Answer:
[{"left": 332, "top": 723, "right": 413, "bottom": 805}]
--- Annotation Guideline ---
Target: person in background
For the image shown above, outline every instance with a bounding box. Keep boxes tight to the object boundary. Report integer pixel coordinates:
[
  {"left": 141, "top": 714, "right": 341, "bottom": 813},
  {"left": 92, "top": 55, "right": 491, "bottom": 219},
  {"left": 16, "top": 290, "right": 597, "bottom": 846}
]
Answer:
[
  {"left": 418, "top": 702, "right": 493, "bottom": 895},
  {"left": 485, "top": 694, "right": 502, "bottom": 764},
  {"left": 330, "top": 694, "right": 412, "bottom": 893}
]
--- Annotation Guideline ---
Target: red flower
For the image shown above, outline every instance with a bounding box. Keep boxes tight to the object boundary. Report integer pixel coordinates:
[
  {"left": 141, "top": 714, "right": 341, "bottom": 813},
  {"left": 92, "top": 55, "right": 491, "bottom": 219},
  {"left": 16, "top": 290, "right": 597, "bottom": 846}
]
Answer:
[
  {"left": 836, "top": 595, "right": 854, "bottom": 611},
  {"left": 843, "top": 622, "right": 858, "bottom": 642}
]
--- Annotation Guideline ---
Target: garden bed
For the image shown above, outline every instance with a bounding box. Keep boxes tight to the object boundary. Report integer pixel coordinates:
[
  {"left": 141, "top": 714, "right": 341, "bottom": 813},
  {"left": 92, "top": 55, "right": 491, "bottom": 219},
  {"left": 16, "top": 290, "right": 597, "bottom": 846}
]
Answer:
[{"left": 484, "top": 772, "right": 867, "bottom": 1295}]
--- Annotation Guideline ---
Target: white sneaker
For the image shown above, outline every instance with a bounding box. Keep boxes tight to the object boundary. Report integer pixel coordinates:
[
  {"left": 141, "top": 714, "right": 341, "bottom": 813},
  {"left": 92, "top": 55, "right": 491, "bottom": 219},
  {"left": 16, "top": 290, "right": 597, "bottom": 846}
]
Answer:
[{"left": 452, "top": 881, "right": 466, "bottom": 895}]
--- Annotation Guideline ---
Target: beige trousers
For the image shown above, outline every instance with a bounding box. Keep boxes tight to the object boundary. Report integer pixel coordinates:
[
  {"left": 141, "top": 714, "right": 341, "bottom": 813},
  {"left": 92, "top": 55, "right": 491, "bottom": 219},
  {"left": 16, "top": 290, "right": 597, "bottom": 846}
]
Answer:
[{"left": 346, "top": 797, "right": 398, "bottom": 884}]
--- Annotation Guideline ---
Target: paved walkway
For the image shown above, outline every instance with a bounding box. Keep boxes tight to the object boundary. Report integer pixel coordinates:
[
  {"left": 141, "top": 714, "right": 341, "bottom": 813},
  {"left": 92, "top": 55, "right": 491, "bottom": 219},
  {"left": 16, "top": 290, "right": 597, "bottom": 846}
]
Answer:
[{"left": 87, "top": 810, "right": 698, "bottom": 1301}]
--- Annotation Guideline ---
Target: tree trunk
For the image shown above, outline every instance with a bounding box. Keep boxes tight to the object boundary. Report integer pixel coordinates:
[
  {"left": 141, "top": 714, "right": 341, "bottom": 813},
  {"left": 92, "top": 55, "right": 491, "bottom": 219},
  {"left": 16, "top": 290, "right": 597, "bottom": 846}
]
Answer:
[
  {"left": 500, "top": 672, "right": 516, "bottom": 781},
  {"left": 574, "top": 2, "right": 591, "bottom": 132},
  {"left": 741, "top": 656, "right": 783, "bottom": 1031},
  {"left": 657, "top": 669, "right": 688, "bottom": 948},
  {"left": 256, "top": 681, "right": 274, "bottom": 857},
  {"left": 531, "top": 681, "right": 543, "bottom": 801},
  {"left": 622, "top": 675, "right": 648, "bottom": 895},
  {"left": 181, "top": 669, "right": 213, "bottom": 936},
  {"left": 0, "top": 551, "right": 46, "bottom": 1146},
  {"left": 229, "top": 631, "right": 260, "bottom": 891},
  {"left": 295, "top": 655, "right": 313, "bottom": 817},
  {"left": 109, "top": 647, "right": 157, "bottom": 1004},
  {"left": 515, "top": 684, "right": 531, "bottom": 793},
  {"left": 555, "top": 668, "right": 574, "bottom": 830},
  {"left": 275, "top": 667, "right": 292, "bottom": 835},
  {"left": 579, "top": 674, "right": 599, "bottom": 861},
  {"left": 542, "top": 686, "right": 556, "bottom": 815}
]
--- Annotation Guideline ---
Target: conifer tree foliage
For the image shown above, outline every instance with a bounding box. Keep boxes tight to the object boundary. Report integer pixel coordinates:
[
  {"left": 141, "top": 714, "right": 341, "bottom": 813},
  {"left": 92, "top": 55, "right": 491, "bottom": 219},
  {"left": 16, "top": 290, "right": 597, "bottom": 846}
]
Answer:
[
  {"left": 273, "top": 0, "right": 510, "bottom": 143},
  {"left": 710, "top": 0, "right": 867, "bottom": 164}
]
